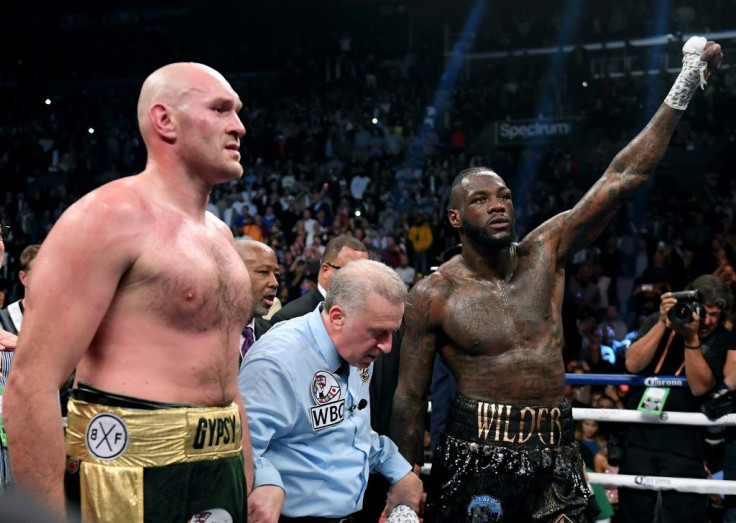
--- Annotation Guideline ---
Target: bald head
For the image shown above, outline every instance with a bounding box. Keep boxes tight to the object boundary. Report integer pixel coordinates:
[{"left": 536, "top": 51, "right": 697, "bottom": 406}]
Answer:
[
  {"left": 234, "top": 239, "right": 276, "bottom": 267},
  {"left": 234, "top": 240, "right": 280, "bottom": 318},
  {"left": 137, "top": 62, "right": 236, "bottom": 145}
]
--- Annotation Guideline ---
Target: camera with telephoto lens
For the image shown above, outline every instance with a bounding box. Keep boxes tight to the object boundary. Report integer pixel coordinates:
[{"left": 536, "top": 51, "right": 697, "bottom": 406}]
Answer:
[
  {"left": 701, "top": 388, "right": 734, "bottom": 421},
  {"left": 667, "top": 290, "right": 704, "bottom": 325}
]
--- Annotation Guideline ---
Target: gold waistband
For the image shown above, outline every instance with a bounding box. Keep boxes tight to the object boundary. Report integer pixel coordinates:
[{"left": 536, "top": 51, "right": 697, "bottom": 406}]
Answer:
[{"left": 66, "top": 397, "right": 242, "bottom": 468}]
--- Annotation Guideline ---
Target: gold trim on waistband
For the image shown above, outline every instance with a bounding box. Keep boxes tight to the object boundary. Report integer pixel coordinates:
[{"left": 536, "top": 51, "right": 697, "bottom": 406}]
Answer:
[{"left": 66, "top": 397, "right": 242, "bottom": 468}]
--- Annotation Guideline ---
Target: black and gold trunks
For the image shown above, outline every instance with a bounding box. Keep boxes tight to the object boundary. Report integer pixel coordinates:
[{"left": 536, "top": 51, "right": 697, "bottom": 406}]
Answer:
[
  {"left": 65, "top": 384, "right": 246, "bottom": 523},
  {"left": 424, "top": 394, "right": 595, "bottom": 523}
]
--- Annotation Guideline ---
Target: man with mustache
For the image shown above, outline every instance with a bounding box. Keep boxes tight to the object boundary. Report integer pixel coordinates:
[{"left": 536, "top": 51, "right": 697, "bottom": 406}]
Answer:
[
  {"left": 234, "top": 240, "right": 280, "bottom": 365},
  {"left": 390, "top": 37, "right": 724, "bottom": 522}
]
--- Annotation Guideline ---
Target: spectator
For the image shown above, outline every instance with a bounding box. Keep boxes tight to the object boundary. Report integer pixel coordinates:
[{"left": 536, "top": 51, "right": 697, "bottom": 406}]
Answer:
[
  {"left": 394, "top": 252, "right": 416, "bottom": 289},
  {"left": 598, "top": 305, "right": 629, "bottom": 345},
  {"left": 407, "top": 213, "right": 433, "bottom": 276},
  {"left": 0, "top": 224, "right": 20, "bottom": 493},
  {"left": 270, "top": 235, "right": 368, "bottom": 324}
]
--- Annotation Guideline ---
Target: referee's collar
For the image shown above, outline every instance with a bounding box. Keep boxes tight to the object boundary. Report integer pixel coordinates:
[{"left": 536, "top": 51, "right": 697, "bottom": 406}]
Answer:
[{"left": 308, "top": 304, "right": 344, "bottom": 375}]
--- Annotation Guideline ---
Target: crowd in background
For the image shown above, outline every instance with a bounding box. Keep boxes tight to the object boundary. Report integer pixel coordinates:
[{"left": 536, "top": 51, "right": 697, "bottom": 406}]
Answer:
[
  {"left": 1, "top": 4, "right": 736, "bottom": 518},
  {"left": 2, "top": 33, "right": 734, "bottom": 358}
]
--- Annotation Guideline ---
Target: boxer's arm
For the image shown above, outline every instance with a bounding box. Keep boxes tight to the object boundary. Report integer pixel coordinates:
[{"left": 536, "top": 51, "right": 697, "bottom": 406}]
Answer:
[
  {"left": 3, "top": 189, "right": 138, "bottom": 517},
  {"left": 390, "top": 277, "right": 439, "bottom": 465},
  {"left": 235, "top": 393, "right": 254, "bottom": 495},
  {"left": 555, "top": 39, "right": 723, "bottom": 265}
]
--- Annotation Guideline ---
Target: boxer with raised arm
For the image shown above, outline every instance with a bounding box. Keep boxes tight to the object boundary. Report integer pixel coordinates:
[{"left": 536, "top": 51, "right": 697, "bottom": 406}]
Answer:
[{"left": 391, "top": 38, "right": 723, "bottom": 522}]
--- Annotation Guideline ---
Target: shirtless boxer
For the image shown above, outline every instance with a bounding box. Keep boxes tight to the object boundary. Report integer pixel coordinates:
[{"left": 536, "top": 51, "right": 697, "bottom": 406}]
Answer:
[
  {"left": 390, "top": 37, "right": 723, "bottom": 522},
  {"left": 3, "top": 62, "right": 253, "bottom": 522}
]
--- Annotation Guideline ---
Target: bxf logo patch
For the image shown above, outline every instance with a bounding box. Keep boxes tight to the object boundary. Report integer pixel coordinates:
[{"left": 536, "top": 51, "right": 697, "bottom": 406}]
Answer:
[{"left": 85, "top": 413, "right": 129, "bottom": 460}]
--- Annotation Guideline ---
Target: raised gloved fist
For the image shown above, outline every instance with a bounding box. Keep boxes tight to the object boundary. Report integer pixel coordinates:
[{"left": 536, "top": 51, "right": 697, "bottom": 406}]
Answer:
[{"left": 682, "top": 36, "right": 707, "bottom": 55}]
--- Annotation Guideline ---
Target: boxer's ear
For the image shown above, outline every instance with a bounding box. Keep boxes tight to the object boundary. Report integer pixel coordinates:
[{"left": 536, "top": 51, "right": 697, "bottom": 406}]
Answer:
[
  {"left": 149, "top": 103, "right": 177, "bottom": 142},
  {"left": 448, "top": 208, "right": 461, "bottom": 229}
]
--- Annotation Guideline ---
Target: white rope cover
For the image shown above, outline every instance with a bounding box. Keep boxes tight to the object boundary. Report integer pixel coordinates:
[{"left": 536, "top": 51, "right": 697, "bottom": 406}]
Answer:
[
  {"left": 416, "top": 468, "right": 736, "bottom": 496},
  {"left": 573, "top": 407, "right": 736, "bottom": 426},
  {"left": 588, "top": 473, "right": 736, "bottom": 495}
]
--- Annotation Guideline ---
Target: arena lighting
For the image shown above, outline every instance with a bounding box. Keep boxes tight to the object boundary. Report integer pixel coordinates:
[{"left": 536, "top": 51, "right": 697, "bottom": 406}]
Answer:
[
  {"left": 515, "top": 0, "right": 584, "bottom": 221},
  {"left": 642, "top": 0, "right": 673, "bottom": 116},
  {"left": 44, "top": 99, "right": 51, "bottom": 105},
  {"left": 88, "top": 128, "right": 95, "bottom": 134},
  {"left": 627, "top": 0, "right": 673, "bottom": 282},
  {"left": 371, "top": 117, "right": 378, "bottom": 124},
  {"left": 405, "top": 0, "right": 490, "bottom": 170}
]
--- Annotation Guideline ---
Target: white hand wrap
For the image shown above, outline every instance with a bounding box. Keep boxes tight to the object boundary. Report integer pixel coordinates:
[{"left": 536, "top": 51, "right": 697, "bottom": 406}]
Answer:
[
  {"left": 385, "top": 504, "right": 420, "bottom": 522},
  {"left": 664, "top": 36, "right": 708, "bottom": 110}
]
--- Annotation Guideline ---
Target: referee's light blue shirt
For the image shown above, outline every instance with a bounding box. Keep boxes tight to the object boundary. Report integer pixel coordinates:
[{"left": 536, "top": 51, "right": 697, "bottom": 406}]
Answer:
[{"left": 239, "top": 306, "right": 411, "bottom": 518}]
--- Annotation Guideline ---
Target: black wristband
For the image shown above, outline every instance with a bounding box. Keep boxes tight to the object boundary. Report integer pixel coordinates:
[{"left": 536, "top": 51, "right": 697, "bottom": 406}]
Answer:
[{"left": 684, "top": 343, "right": 701, "bottom": 350}]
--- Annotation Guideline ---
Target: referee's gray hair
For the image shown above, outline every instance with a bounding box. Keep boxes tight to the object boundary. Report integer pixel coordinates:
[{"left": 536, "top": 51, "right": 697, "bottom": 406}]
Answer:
[{"left": 324, "top": 259, "right": 407, "bottom": 320}]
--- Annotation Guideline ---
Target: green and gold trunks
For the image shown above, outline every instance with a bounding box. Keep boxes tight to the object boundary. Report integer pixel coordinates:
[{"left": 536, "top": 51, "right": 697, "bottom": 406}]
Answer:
[{"left": 65, "top": 383, "right": 246, "bottom": 523}]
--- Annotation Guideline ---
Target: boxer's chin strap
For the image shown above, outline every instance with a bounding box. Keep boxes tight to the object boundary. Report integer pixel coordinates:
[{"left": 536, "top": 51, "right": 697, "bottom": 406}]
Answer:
[{"left": 664, "top": 36, "right": 708, "bottom": 111}]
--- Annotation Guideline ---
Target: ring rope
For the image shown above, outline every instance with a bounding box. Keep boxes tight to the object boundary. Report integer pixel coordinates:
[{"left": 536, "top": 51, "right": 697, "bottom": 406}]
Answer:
[
  {"left": 566, "top": 373, "right": 689, "bottom": 387},
  {"left": 587, "top": 473, "right": 736, "bottom": 494},
  {"left": 572, "top": 407, "right": 736, "bottom": 426},
  {"left": 421, "top": 373, "right": 736, "bottom": 494}
]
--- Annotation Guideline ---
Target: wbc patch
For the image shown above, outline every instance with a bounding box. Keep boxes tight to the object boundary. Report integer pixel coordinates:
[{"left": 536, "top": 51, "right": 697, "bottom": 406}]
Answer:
[{"left": 310, "top": 370, "right": 344, "bottom": 431}]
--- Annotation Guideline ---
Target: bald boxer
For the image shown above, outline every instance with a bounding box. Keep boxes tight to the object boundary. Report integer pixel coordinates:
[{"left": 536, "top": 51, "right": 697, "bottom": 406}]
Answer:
[{"left": 4, "top": 62, "right": 254, "bottom": 522}]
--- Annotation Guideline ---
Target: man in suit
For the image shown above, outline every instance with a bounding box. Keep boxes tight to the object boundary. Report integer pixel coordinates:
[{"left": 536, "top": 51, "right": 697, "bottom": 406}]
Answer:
[
  {"left": 2, "top": 244, "right": 41, "bottom": 334},
  {"left": 269, "top": 235, "right": 369, "bottom": 324},
  {"left": 234, "top": 240, "right": 280, "bottom": 364},
  {"left": 1, "top": 243, "right": 41, "bottom": 492},
  {"left": 0, "top": 226, "right": 19, "bottom": 493}
]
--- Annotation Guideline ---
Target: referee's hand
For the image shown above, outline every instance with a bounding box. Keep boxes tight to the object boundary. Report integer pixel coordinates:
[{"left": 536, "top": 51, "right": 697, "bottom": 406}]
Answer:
[
  {"left": 247, "top": 485, "right": 284, "bottom": 523},
  {"left": 381, "top": 470, "right": 424, "bottom": 517}
]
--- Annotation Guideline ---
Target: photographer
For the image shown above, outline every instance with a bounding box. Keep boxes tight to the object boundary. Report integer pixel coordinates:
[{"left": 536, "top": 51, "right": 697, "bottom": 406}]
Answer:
[{"left": 618, "top": 274, "right": 734, "bottom": 523}]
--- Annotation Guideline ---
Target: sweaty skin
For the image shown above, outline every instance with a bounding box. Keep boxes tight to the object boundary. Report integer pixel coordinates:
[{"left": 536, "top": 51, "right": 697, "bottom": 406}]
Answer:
[
  {"left": 3, "top": 62, "right": 254, "bottom": 517},
  {"left": 390, "top": 42, "right": 724, "bottom": 465}
]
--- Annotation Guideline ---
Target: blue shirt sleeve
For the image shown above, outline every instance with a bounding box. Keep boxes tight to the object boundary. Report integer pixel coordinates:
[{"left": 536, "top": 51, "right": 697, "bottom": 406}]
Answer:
[
  {"left": 239, "top": 353, "right": 298, "bottom": 490},
  {"left": 368, "top": 431, "right": 412, "bottom": 485}
]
